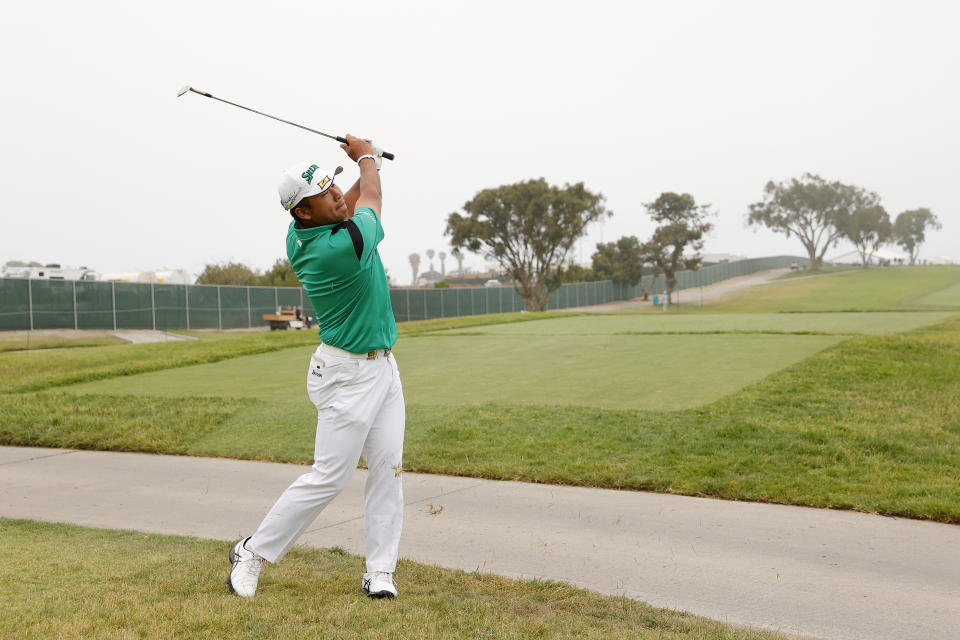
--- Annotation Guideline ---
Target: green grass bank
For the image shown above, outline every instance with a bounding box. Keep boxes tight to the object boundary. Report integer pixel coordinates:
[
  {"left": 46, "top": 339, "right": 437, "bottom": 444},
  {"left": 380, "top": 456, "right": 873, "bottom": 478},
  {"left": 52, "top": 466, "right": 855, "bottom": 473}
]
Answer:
[{"left": 0, "top": 519, "right": 792, "bottom": 640}]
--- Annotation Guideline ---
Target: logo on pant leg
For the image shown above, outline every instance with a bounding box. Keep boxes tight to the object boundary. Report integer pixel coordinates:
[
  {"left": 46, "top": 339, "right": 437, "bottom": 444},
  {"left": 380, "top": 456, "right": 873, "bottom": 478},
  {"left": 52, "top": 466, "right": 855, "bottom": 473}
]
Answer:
[{"left": 311, "top": 365, "right": 323, "bottom": 378}]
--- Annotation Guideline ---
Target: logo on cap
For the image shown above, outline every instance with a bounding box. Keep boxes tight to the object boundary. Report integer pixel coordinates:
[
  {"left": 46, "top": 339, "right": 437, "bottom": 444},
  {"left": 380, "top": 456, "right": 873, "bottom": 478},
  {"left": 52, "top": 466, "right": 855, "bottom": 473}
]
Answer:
[{"left": 301, "top": 164, "right": 320, "bottom": 184}]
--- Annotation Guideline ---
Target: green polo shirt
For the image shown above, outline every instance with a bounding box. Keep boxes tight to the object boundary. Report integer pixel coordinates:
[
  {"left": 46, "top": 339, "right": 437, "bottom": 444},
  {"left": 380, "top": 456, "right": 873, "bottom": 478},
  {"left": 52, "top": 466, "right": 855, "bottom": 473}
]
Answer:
[{"left": 287, "top": 207, "right": 397, "bottom": 353}]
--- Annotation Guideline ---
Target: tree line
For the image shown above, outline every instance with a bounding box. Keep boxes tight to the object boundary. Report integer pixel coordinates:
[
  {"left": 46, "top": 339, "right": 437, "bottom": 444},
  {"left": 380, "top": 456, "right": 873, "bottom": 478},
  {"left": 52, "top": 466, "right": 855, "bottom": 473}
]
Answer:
[
  {"left": 195, "top": 173, "right": 941, "bottom": 313},
  {"left": 746, "top": 173, "right": 940, "bottom": 269},
  {"left": 195, "top": 258, "right": 300, "bottom": 287},
  {"left": 445, "top": 174, "right": 941, "bottom": 312}
]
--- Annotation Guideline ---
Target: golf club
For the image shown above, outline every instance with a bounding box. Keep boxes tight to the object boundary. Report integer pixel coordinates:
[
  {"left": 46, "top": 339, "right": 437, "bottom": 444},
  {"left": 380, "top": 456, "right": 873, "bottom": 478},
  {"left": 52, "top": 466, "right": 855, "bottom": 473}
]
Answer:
[{"left": 177, "top": 86, "right": 395, "bottom": 161}]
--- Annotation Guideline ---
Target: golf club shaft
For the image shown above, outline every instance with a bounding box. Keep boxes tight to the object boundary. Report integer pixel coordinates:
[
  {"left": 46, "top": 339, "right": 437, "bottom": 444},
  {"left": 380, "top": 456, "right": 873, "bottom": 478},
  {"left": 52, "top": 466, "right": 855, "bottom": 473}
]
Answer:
[{"left": 187, "top": 88, "right": 395, "bottom": 161}]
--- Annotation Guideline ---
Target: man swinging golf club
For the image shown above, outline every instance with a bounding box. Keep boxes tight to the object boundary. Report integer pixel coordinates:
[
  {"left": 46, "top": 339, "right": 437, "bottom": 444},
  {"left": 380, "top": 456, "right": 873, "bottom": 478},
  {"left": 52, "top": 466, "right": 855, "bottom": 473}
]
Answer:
[{"left": 227, "top": 135, "right": 404, "bottom": 599}]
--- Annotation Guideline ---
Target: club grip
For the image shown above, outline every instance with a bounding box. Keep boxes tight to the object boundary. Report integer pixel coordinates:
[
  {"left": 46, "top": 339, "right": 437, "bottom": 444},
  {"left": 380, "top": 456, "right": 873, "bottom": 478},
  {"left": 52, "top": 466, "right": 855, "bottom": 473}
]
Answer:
[{"left": 337, "top": 136, "right": 395, "bottom": 161}]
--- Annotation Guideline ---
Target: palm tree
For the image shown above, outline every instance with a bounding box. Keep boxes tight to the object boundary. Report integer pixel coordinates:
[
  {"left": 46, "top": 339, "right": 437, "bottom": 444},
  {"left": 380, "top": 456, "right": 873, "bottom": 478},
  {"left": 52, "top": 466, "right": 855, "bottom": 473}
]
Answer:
[
  {"left": 438, "top": 251, "right": 446, "bottom": 276},
  {"left": 426, "top": 249, "right": 435, "bottom": 272},
  {"left": 408, "top": 253, "right": 421, "bottom": 285},
  {"left": 451, "top": 247, "right": 465, "bottom": 275}
]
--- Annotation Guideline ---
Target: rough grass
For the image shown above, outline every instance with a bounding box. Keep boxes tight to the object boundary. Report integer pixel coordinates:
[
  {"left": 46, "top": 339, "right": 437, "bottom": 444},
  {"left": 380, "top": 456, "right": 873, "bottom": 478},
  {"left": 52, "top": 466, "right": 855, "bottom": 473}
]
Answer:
[
  {"left": 0, "top": 519, "right": 794, "bottom": 640},
  {"left": 0, "top": 330, "right": 320, "bottom": 394}
]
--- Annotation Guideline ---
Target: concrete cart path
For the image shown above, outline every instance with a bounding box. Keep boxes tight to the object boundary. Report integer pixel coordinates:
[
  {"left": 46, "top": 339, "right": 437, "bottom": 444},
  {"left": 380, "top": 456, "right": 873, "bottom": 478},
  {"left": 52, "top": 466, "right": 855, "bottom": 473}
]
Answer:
[{"left": 2, "top": 446, "right": 957, "bottom": 640}]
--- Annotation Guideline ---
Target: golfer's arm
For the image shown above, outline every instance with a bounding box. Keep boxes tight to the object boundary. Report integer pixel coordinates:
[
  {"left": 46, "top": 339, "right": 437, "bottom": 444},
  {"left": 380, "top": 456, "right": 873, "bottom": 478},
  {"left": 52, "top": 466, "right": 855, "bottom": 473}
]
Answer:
[
  {"left": 344, "top": 178, "right": 362, "bottom": 214},
  {"left": 354, "top": 158, "right": 382, "bottom": 218}
]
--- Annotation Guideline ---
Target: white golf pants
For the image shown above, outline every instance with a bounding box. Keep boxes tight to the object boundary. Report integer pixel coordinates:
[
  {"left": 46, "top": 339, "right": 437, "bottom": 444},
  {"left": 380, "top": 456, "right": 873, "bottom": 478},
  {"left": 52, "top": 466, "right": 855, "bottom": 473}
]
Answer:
[{"left": 248, "top": 346, "right": 405, "bottom": 573}]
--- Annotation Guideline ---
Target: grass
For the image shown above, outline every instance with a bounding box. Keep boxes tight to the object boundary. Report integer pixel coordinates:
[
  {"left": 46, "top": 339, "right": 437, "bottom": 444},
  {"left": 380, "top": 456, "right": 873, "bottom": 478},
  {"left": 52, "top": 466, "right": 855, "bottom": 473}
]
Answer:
[
  {"left": 0, "top": 519, "right": 793, "bottom": 640},
  {"left": 706, "top": 265, "right": 960, "bottom": 312},
  {"left": 431, "top": 312, "right": 956, "bottom": 336},
  {"left": 66, "top": 333, "right": 843, "bottom": 410},
  {"left": 2, "top": 315, "right": 958, "bottom": 522},
  {"left": 2, "top": 269, "right": 960, "bottom": 522},
  {"left": 0, "top": 313, "right": 576, "bottom": 394},
  {"left": 0, "top": 329, "right": 321, "bottom": 394},
  {"left": 0, "top": 331, "right": 125, "bottom": 352}
]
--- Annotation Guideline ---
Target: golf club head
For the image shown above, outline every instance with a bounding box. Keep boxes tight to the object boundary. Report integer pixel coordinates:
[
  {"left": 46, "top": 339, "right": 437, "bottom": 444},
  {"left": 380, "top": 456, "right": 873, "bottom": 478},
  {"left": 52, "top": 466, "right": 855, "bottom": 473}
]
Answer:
[{"left": 177, "top": 85, "right": 192, "bottom": 98}]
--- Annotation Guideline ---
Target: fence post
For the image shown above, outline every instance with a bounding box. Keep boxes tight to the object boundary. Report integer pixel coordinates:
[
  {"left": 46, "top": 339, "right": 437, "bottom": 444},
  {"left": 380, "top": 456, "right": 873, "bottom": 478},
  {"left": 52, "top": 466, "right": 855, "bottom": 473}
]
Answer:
[
  {"left": 440, "top": 289, "right": 444, "bottom": 318},
  {"left": 217, "top": 286, "right": 223, "bottom": 330},
  {"left": 246, "top": 287, "right": 251, "bottom": 328},
  {"left": 27, "top": 278, "right": 34, "bottom": 331},
  {"left": 423, "top": 290, "right": 427, "bottom": 320},
  {"left": 185, "top": 286, "right": 191, "bottom": 330},
  {"left": 151, "top": 282, "right": 156, "bottom": 330},
  {"left": 406, "top": 289, "right": 411, "bottom": 322},
  {"left": 72, "top": 280, "right": 78, "bottom": 330},
  {"left": 274, "top": 288, "right": 278, "bottom": 313},
  {"left": 456, "top": 289, "right": 460, "bottom": 316}
]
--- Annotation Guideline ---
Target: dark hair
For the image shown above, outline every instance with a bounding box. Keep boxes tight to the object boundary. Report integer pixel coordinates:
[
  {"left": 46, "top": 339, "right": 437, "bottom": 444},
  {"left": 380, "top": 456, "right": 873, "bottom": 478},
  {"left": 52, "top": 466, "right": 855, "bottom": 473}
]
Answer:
[{"left": 289, "top": 201, "right": 306, "bottom": 222}]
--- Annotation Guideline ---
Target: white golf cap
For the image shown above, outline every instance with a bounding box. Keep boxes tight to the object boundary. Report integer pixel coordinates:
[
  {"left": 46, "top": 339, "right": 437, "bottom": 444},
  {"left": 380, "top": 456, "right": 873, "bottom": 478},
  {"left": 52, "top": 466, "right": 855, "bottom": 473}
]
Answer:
[{"left": 278, "top": 162, "right": 344, "bottom": 211}]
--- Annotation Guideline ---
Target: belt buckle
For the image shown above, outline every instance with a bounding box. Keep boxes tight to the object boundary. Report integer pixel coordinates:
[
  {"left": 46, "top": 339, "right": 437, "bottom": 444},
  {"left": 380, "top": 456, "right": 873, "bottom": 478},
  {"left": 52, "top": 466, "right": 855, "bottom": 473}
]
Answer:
[{"left": 366, "top": 350, "right": 376, "bottom": 360}]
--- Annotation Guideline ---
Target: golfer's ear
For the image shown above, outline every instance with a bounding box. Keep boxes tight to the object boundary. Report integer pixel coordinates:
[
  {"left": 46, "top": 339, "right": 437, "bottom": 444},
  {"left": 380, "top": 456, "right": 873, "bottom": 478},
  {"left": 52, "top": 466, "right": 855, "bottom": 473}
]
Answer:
[{"left": 293, "top": 205, "right": 308, "bottom": 221}]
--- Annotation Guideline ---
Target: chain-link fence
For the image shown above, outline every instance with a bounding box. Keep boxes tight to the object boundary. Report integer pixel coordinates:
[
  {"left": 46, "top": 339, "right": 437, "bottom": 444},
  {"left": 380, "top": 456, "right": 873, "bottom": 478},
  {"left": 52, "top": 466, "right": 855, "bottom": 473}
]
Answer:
[{"left": 0, "top": 255, "right": 807, "bottom": 331}]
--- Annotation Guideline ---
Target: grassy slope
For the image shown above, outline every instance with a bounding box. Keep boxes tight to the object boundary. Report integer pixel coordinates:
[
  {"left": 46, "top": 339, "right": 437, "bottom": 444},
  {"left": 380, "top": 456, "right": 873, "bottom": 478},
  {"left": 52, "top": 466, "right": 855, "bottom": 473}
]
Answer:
[
  {"left": 0, "top": 519, "right": 791, "bottom": 640},
  {"left": 707, "top": 265, "right": 960, "bottom": 312}
]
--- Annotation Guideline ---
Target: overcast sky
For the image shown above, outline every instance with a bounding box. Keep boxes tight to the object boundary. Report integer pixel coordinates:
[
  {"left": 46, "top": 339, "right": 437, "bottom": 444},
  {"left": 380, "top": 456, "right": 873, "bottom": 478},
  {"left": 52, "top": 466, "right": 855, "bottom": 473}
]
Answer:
[{"left": 1, "top": 1, "right": 957, "bottom": 284}]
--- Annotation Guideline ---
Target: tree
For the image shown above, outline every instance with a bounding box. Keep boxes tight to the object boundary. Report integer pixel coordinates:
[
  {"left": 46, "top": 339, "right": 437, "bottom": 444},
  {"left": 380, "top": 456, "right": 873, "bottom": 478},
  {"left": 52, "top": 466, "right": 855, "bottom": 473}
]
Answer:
[
  {"left": 257, "top": 258, "right": 301, "bottom": 287},
  {"left": 893, "top": 208, "right": 941, "bottom": 265},
  {"left": 591, "top": 235, "right": 647, "bottom": 291},
  {"left": 446, "top": 178, "right": 609, "bottom": 311},
  {"left": 195, "top": 261, "right": 258, "bottom": 285},
  {"left": 840, "top": 205, "right": 891, "bottom": 267},
  {"left": 408, "top": 253, "right": 420, "bottom": 285},
  {"left": 644, "top": 193, "right": 713, "bottom": 301},
  {"left": 438, "top": 251, "right": 447, "bottom": 276},
  {"left": 746, "top": 173, "right": 873, "bottom": 269},
  {"left": 555, "top": 263, "right": 597, "bottom": 284},
  {"left": 450, "top": 247, "right": 465, "bottom": 275},
  {"left": 426, "top": 249, "right": 435, "bottom": 272}
]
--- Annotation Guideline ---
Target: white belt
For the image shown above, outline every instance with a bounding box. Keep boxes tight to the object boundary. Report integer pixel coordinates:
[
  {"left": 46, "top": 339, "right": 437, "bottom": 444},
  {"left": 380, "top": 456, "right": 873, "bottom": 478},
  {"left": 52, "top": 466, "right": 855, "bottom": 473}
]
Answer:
[{"left": 320, "top": 342, "right": 392, "bottom": 360}]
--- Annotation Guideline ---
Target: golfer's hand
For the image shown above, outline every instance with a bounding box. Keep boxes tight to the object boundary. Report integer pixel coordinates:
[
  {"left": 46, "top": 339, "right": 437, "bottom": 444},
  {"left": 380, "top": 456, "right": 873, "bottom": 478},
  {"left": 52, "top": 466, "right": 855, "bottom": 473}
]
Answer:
[{"left": 340, "top": 134, "right": 375, "bottom": 163}]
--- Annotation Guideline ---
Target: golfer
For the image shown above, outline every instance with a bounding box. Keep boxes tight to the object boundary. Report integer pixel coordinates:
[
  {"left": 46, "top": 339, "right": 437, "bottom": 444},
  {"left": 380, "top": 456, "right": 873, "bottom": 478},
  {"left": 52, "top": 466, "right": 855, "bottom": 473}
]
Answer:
[{"left": 227, "top": 135, "right": 404, "bottom": 599}]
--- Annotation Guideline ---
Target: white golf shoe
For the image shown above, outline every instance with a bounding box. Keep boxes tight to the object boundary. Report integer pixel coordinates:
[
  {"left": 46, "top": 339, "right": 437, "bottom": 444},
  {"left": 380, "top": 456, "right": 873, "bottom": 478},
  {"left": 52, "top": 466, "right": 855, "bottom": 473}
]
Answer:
[
  {"left": 361, "top": 571, "right": 397, "bottom": 599},
  {"left": 227, "top": 537, "right": 265, "bottom": 597}
]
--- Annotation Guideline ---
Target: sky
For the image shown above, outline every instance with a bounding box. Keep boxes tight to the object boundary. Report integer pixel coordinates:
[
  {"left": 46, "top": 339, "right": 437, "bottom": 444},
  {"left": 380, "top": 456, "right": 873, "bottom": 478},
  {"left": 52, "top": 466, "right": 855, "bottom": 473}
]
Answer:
[{"left": 1, "top": 1, "right": 957, "bottom": 285}]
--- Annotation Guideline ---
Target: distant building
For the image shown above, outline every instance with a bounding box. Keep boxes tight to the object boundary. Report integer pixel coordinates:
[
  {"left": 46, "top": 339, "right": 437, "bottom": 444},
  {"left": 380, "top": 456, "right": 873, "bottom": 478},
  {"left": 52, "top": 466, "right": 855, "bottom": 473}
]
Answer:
[
  {"left": 1, "top": 262, "right": 98, "bottom": 280},
  {"left": 700, "top": 253, "right": 746, "bottom": 264},
  {"left": 100, "top": 269, "right": 192, "bottom": 285}
]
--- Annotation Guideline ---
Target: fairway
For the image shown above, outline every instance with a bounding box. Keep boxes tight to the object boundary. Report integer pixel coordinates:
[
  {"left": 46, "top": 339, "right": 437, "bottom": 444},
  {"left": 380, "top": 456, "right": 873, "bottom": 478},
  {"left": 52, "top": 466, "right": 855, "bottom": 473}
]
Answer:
[
  {"left": 68, "top": 333, "right": 841, "bottom": 410},
  {"left": 436, "top": 311, "right": 955, "bottom": 336}
]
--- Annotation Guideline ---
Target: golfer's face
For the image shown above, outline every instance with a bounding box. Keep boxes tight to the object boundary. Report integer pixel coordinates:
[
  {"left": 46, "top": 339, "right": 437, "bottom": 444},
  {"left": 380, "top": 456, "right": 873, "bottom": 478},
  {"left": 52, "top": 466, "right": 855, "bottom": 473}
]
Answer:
[{"left": 303, "top": 185, "right": 348, "bottom": 225}]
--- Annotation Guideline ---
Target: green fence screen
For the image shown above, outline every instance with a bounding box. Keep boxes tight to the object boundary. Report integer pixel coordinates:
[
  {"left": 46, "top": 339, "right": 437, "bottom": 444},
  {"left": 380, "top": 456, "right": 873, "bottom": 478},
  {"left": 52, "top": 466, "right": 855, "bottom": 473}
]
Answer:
[{"left": 0, "top": 255, "right": 808, "bottom": 331}]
